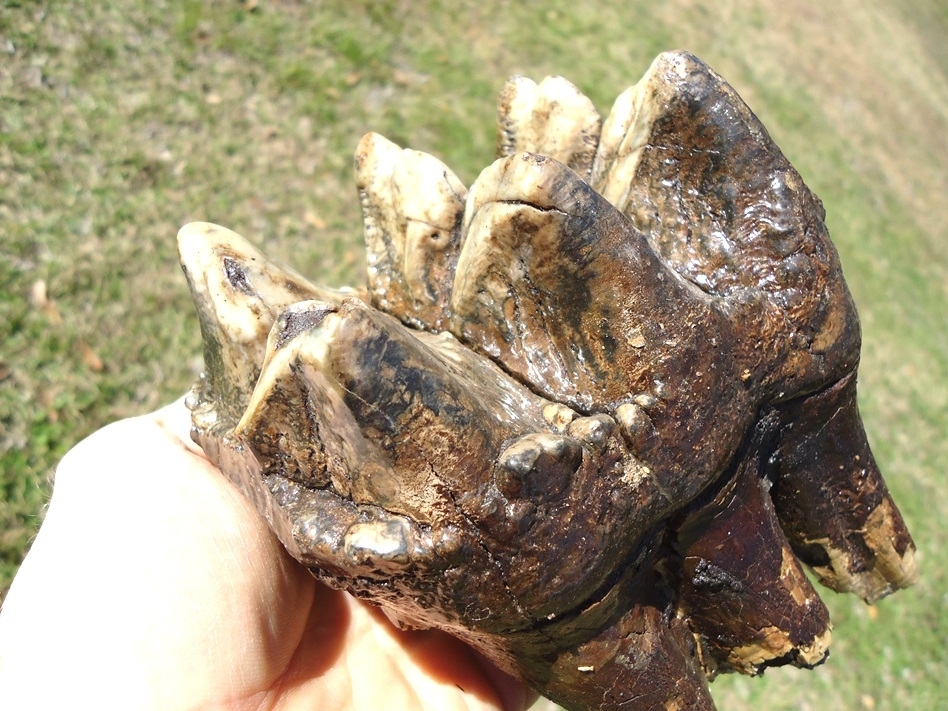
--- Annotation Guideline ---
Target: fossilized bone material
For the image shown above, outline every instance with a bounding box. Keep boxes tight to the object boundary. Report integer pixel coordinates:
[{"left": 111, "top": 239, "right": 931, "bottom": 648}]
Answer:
[{"left": 179, "top": 51, "right": 917, "bottom": 711}]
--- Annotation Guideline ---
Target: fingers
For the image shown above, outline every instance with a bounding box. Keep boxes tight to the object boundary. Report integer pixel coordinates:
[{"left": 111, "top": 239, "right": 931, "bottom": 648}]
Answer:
[
  {"left": 150, "top": 395, "right": 206, "bottom": 456},
  {"left": 0, "top": 405, "right": 319, "bottom": 709}
]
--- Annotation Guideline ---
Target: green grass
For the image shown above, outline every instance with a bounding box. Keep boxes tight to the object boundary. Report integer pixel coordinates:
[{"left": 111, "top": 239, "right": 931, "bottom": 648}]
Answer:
[{"left": 1, "top": 0, "right": 946, "bottom": 708}]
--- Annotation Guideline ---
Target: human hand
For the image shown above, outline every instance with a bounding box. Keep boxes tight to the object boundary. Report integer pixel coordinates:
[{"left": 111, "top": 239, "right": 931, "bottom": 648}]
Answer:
[{"left": 0, "top": 399, "right": 538, "bottom": 711}]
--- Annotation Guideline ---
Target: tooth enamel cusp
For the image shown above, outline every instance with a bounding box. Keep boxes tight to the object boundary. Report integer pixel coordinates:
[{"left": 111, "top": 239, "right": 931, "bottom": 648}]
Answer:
[{"left": 180, "top": 50, "right": 917, "bottom": 711}]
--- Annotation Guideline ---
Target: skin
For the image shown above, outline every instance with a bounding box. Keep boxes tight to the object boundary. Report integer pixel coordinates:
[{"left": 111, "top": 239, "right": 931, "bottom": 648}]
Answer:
[{"left": 0, "top": 399, "right": 537, "bottom": 711}]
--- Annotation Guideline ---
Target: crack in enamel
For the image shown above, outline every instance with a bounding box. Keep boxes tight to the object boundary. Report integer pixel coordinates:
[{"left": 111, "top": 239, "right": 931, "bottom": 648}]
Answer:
[{"left": 179, "top": 50, "right": 918, "bottom": 711}]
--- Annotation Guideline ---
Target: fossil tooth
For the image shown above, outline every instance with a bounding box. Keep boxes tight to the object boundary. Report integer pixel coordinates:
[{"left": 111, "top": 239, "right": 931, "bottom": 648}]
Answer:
[
  {"left": 452, "top": 150, "right": 750, "bottom": 508},
  {"left": 496, "top": 74, "right": 602, "bottom": 177},
  {"left": 180, "top": 51, "right": 918, "bottom": 711},
  {"left": 355, "top": 132, "right": 468, "bottom": 331},
  {"left": 242, "top": 297, "right": 665, "bottom": 622}
]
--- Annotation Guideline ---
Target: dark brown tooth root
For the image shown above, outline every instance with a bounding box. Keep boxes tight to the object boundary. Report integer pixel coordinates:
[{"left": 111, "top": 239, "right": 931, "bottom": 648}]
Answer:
[
  {"left": 674, "top": 418, "right": 831, "bottom": 675},
  {"left": 769, "top": 373, "right": 919, "bottom": 603},
  {"left": 535, "top": 561, "right": 717, "bottom": 711}
]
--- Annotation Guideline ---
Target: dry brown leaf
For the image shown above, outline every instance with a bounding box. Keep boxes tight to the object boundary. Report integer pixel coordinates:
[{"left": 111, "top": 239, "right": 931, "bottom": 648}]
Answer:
[{"left": 78, "top": 341, "right": 105, "bottom": 373}]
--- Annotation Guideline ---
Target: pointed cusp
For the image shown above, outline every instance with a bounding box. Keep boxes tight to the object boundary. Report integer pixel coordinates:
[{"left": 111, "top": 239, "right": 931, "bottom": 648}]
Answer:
[
  {"left": 177, "top": 222, "right": 348, "bottom": 434},
  {"left": 355, "top": 132, "right": 468, "bottom": 332},
  {"left": 590, "top": 51, "right": 862, "bottom": 399},
  {"left": 495, "top": 75, "right": 602, "bottom": 178},
  {"left": 453, "top": 151, "right": 736, "bottom": 416}
]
